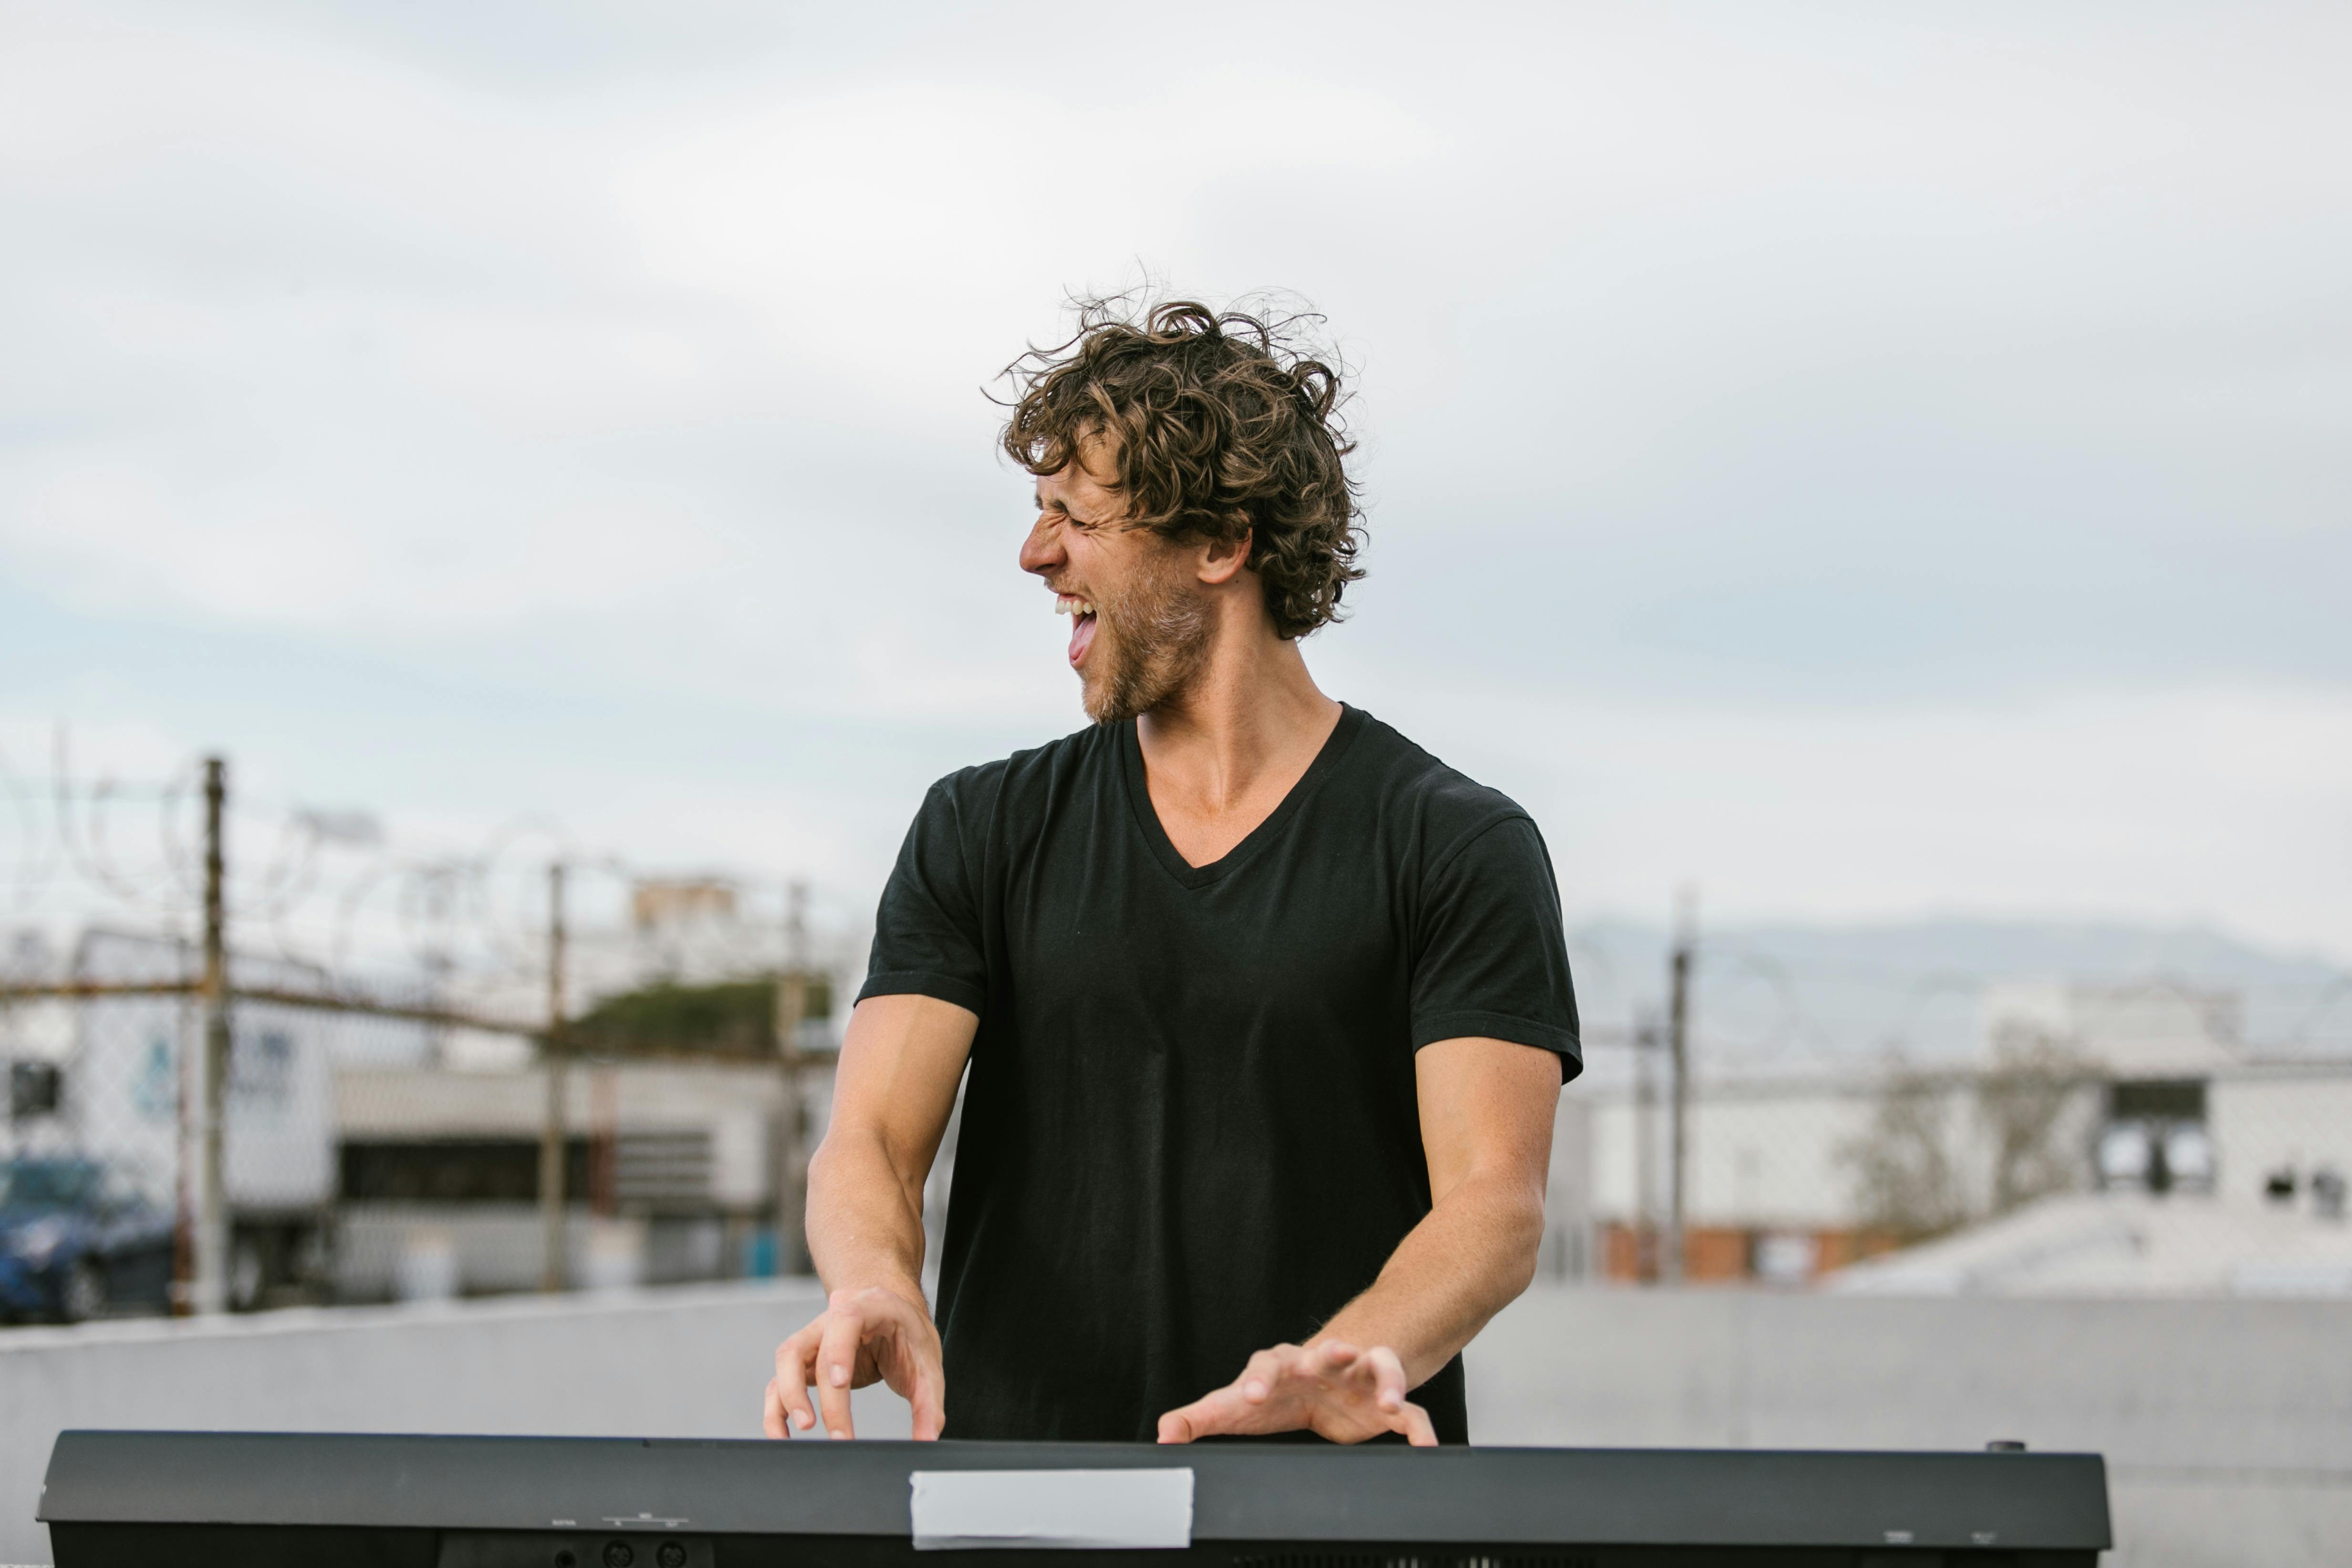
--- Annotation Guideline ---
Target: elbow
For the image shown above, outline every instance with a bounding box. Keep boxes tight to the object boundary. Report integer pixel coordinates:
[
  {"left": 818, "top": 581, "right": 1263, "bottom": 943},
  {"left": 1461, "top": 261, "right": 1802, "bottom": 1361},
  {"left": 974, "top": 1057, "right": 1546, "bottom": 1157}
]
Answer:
[
  {"left": 803, "top": 1133, "right": 837, "bottom": 1199},
  {"left": 1503, "top": 1192, "right": 1545, "bottom": 1298},
  {"left": 1481, "top": 1181, "right": 1549, "bottom": 1306},
  {"left": 806, "top": 1121, "right": 925, "bottom": 1221},
  {"left": 801, "top": 1125, "right": 868, "bottom": 1222}
]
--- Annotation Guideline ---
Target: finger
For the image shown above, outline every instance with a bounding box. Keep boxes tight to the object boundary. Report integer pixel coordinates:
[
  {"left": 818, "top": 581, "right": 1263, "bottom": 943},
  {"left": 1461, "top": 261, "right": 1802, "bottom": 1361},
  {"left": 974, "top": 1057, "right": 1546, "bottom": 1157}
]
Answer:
[
  {"left": 816, "top": 1307, "right": 864, "bottom": 1439},
  {"left": 1365, "top": 1346, "right": 1411, "bottom": 1414},
  {"left": 1399, "top": 1399, "right": 1439, "bottom": 1448},
  {"left": 1239, "top": 1347, "right": 1290, "bottom": 1403},
  {"left": 773, "top": 1329, "right": 820, "bottom": 1433},
  {"left": 907, "top": 1339, "right": 948, "bottom": 1442},
  {"left": 763, "top": 1377, "right": 787, "bottom": 1440},
  {"left": 1158, "top": 1385, "right": 1248, "bottom": 1443},
  {"left": 1309, "top": 1340, "right": 1361, "bottom": 1378}
]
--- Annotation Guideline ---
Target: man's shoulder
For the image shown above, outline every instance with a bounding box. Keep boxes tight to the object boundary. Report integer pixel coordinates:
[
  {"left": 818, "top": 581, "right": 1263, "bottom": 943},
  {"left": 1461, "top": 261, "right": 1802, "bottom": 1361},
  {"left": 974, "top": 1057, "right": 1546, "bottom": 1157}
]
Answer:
[
  {"left": 921, "top": 724, "right": 1117, "bottom": 818},
  {"left": 1345, "top": 709, "right": 1537, "bottom": 853}
]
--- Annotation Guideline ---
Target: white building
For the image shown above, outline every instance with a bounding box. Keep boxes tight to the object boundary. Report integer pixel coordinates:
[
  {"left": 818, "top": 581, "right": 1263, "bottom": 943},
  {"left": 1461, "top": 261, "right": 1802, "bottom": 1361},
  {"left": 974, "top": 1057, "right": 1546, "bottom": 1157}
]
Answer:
[
  {"left": 1572, "top": 979, "right": 2352, "bottom": 1286},
  {"left": 333, "top": 1059, "right": 807, "bottom": 1299}
]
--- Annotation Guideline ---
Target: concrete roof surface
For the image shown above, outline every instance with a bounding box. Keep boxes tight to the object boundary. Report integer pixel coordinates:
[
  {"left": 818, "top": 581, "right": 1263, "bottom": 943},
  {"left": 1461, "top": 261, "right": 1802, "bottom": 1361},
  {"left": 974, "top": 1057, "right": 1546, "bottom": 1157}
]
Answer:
[{"left": 1827, "top": 1189, "right": 2352, "bottom": 1298}]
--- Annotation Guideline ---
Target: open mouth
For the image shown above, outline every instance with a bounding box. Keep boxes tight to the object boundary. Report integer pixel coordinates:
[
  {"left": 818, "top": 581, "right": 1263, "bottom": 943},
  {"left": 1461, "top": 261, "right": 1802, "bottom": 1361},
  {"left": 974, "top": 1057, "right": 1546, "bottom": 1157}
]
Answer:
[{"left": 1056, "top": 594, "right": 1098, "bottom": 668}]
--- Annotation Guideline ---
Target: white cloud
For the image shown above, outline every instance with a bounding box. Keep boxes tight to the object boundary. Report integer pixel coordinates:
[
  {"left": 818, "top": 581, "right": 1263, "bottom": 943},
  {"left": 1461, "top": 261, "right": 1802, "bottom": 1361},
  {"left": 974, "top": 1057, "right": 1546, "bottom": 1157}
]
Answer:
[
  {"left": 1338, "top": 667, "right": 2352, "bottom": 962},
  {"left": 2, "top": 0, "right": 2348, "bottom": 959}
]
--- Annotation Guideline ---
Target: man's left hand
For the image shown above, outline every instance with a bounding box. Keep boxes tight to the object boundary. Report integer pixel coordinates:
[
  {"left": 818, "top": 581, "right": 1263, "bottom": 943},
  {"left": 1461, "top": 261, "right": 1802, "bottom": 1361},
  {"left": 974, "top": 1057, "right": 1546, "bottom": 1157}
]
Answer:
[{"left": 1155, "top": 1340, "right": 1437, "bottom": 1446}]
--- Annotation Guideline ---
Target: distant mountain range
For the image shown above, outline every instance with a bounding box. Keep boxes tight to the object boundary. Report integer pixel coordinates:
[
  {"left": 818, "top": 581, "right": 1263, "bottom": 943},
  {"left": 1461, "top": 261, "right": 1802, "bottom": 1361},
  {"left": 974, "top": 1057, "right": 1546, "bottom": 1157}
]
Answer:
[{"left": 1565, "top": 916, "right": 2351, "bottom": 1070}]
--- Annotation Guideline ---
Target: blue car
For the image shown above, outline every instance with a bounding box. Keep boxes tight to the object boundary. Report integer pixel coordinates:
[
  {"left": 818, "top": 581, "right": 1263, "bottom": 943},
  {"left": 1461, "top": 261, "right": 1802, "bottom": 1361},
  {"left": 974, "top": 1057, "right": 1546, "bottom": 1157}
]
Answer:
[{"left": 0, "top": 1157, "right": 175, "bottom": 1323}]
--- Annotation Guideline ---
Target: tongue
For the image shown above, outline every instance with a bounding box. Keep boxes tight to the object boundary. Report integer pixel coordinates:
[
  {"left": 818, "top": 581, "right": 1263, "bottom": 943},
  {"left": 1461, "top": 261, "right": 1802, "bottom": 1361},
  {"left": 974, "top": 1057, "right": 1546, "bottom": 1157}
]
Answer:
[{"left": 1068, "top": 613, "right": 1098, "bottom": 666}]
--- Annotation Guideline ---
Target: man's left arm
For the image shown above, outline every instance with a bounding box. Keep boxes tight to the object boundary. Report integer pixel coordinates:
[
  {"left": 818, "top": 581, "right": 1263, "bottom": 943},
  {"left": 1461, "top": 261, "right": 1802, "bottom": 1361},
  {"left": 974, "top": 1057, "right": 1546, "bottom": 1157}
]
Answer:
[{"left": 1156, "top": 1035, "right": 1561, "bottom": 1445}]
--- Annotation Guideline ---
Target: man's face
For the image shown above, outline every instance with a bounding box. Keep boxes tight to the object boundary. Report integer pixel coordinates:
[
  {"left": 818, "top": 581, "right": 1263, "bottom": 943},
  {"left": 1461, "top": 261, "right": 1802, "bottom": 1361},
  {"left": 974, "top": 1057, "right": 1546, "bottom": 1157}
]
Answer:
[{"left": 1020, "top": 440, "right": 1214, "bottom": 725}]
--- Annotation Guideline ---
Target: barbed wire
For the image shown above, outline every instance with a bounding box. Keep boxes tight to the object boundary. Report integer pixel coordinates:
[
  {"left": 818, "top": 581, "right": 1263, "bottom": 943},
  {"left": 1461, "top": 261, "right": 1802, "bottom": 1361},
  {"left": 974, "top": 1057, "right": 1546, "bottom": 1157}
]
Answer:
[
  {"left": 6, "top": 723, "right": 2346, "bottom": 1062},
  {"left": 0, "top": 726, "right": 848, "bottom": 1009}
]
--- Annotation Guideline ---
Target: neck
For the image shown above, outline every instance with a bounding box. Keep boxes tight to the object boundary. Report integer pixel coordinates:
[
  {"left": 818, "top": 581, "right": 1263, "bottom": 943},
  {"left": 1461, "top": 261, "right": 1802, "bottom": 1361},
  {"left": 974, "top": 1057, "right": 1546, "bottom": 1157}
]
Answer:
[{"left": 1134, "top": 608, "right": 1341, "bottom": 815}]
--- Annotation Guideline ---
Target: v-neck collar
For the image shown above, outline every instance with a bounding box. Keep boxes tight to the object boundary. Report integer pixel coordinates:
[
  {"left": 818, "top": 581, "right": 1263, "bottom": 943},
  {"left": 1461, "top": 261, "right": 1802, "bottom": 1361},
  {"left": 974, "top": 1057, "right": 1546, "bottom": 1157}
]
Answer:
[{"left": 1118, "top": 704, "right": 1368, "bottom": 890}]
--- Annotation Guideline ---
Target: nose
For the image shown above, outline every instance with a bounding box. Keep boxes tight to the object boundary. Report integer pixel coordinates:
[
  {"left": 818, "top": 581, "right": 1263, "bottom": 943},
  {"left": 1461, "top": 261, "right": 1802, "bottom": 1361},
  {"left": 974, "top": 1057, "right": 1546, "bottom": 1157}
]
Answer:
[{"left": 1020, "top": 512, "right": 1064, "bottom": 579}]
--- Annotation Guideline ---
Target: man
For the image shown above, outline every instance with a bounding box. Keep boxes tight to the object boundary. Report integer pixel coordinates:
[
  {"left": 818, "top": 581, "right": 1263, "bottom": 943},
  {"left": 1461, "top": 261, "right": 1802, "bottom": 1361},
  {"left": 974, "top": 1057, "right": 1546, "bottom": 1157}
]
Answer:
[{"left": 763, "top": 300, "right": 1578, "bottom": 1447}]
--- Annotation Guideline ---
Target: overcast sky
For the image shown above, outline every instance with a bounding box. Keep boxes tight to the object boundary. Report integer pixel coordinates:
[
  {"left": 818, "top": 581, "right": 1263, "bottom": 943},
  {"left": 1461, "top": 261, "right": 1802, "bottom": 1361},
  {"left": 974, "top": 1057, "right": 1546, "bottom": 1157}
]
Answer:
[{"left": 3, "top": 0, "right": 2348, "bottom": 962}]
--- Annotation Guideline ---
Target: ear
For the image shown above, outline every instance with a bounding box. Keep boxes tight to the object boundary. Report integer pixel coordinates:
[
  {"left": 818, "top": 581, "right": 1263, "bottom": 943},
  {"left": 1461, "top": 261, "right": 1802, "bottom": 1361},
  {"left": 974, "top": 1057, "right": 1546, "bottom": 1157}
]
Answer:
[{"left": 1197, "top": 529, "right": 1252, "bottom": 587}]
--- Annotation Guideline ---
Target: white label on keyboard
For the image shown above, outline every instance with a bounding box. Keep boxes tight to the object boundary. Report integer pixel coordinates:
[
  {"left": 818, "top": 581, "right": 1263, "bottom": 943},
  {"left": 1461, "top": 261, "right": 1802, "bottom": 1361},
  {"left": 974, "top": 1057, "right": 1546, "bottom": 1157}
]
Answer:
[{"left": 909, "top": 1468, "right": 1195, "bottom": 1550}]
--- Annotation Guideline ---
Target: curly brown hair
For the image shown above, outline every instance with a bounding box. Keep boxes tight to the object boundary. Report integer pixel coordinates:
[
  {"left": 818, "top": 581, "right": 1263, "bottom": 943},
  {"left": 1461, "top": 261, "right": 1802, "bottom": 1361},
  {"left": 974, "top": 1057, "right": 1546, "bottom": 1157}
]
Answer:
[{"left": 999, "top": 297, "right": 1366, "bottom": 640}]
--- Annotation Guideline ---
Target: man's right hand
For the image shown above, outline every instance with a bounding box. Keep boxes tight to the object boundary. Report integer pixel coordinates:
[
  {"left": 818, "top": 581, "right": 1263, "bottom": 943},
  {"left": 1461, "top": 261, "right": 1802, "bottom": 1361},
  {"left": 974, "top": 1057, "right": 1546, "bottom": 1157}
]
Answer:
[{"left": 764, "top": 1284, "right": 946, "bottom": 1440}]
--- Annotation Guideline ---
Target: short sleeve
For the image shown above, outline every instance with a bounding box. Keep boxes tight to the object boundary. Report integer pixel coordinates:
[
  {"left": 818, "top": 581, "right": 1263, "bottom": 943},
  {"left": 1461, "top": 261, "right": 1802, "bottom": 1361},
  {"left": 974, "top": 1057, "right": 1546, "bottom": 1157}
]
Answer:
[
  {"left": 857, "top": 778, "right": 989, "bottom": 1018},
  {"left": 1411, "top": 815, "right": 1582, "bottom": 1081}
]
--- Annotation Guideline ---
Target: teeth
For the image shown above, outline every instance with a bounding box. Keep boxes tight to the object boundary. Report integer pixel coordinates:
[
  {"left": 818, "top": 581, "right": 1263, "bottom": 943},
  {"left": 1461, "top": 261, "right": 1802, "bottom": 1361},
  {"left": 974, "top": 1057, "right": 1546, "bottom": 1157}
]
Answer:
[{"left": 1056, "top": 596, "right": 1098, "bottom": 617}]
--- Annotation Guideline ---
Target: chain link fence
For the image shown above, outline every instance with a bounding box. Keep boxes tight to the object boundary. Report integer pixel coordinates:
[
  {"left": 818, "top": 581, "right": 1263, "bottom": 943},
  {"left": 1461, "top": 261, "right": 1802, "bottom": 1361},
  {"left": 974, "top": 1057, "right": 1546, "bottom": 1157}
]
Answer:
[
  {"left": 1, "top": 743, "right": 852, "bottom": 1323},
  {"left": 9, "top": 735, "right": 2352, "bottom": 1322},
  {"left": 1, "top": 940, "right": 848, "bottom": 1321}
]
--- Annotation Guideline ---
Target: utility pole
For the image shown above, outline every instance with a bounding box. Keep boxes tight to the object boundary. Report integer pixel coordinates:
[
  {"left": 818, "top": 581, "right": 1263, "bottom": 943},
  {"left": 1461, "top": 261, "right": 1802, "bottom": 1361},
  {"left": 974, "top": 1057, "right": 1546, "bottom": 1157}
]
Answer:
[
  {"left": 1664, "top": 890, "right": 1696, "bottom": 1286},
  {"left": 538, "top": 862, "right": 568, "bottom": 1293},
  {"left": 773, "top": 881, "right": 811, "bottom": 1275},
  {"left": 1633, "top": 1011, "right": 1659, "bottom": 1284},
  {"left": 190, "top": 756, "right": 232, "bottom": 1316}
]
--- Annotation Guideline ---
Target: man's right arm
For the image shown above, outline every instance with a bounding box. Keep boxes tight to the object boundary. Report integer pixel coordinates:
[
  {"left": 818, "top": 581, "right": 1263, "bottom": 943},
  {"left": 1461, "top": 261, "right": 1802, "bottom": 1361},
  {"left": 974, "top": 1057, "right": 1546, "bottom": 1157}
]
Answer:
[{"left": 763, "top": 991, "right": 978, "bottom": 1441}]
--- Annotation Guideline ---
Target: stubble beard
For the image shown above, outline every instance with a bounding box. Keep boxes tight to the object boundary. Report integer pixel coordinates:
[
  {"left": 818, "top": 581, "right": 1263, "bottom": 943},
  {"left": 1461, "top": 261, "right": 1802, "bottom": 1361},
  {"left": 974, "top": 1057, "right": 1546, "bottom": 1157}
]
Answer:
[{"left": 1081, "top": 553, "right": 1215, "bottom": 726}]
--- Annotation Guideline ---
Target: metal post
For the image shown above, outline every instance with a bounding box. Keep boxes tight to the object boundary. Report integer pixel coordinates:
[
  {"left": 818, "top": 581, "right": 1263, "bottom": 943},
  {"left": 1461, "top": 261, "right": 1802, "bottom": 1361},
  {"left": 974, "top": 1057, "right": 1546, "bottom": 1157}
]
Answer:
[
  {"left": 773, "top": 880, "right": 812, "bottom": 1275},
  {"left": 193, "top": 756, "right": 231, "bottom": 1315},
  {"left": 1664, "top": 891, "right": 1696, "bottom": 1286},
  {"left": 589, "top": 1065, "right": 618, "bottom": 1218},
  {"left": 1633, "top": 1012, "right": 1659, "bottom": 1284},
  {"left": 539, "top": 862, "right": 568, "bottom": 1293},
  {"left": 774, "top": 971, "right": 808, "bottom": 1274}
]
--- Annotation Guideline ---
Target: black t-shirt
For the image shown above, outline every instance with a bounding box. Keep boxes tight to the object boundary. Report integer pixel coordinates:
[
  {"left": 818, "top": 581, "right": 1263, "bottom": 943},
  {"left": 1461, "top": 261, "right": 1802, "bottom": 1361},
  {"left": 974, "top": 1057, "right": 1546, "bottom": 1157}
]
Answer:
[{"left": 858, "top": 704, "right": 1580, "bottom": 1444}]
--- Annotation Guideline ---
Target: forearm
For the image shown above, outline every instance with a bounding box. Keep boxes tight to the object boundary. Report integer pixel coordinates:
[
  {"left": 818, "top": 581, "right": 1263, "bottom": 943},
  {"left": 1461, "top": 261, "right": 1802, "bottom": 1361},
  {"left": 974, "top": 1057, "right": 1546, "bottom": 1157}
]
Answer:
[
  {"left": 801, "top": 994, "right": 974, "bottom": 1311},
  {"left": 804, "top": 1127, "right": 931, "bottom": 1305},
  {"left": 1314, "top": 1168, "right": 1545, "bottom": 1387}
]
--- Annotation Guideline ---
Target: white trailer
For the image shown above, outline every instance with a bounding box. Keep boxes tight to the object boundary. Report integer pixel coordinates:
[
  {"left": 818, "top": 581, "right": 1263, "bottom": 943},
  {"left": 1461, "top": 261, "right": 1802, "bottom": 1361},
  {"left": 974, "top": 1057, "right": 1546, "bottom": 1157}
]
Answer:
[{"left": 54, "top": 930, "right": 432, "bottom": 1307}]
